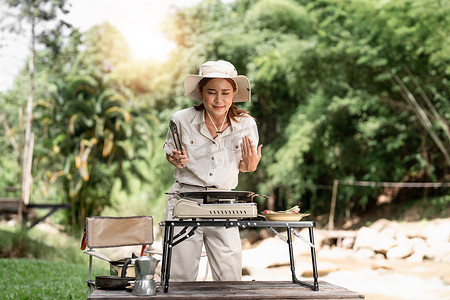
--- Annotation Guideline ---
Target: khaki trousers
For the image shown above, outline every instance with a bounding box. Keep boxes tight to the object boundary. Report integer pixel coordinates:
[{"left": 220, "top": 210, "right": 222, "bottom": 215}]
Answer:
[{"left": 165, "top": 181, "right": 242, "bottom": 281}]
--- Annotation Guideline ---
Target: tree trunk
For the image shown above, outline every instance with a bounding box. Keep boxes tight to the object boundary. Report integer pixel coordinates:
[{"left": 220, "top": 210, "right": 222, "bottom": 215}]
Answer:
[
  {"left": 267, "top": 187, "right": 276, "bottom": 211},
  {"left": 392, "top": 72, "right": 450, "bottom": 167},
  {"left": 21, "top": 18, "right": 35, "bottom": 220},
  {"left": 328, "top": 179, "right": 339, "bottom": 230}
]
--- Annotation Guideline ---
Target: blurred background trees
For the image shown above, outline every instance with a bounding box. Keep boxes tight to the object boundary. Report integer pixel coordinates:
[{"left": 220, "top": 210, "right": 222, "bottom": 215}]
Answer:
[{"left": 0, "top": 0, "right": 448, "bottom": 232}]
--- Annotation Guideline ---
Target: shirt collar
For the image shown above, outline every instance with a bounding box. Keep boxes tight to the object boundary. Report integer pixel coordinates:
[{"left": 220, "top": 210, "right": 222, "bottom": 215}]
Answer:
[
  {"left": 192, "top": 109, "right": 204, "bottom": 125},
  {"left": 192, "top": 108, "right": 240, "bottom": 131}
]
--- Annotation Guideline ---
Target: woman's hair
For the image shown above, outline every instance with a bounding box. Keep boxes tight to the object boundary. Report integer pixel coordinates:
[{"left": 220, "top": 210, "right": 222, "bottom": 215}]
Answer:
[{"left": 194, "top": 77, "right": 253, "bottom": 122}]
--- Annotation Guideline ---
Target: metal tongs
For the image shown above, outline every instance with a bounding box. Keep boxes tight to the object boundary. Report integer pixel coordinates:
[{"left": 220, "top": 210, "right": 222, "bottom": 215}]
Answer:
[{"left": 169, "top": 120, "right": 183, "bottom": 155}]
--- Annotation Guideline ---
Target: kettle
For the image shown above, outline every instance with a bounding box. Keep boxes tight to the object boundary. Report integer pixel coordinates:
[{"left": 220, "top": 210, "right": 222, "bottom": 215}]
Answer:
[{"left": 132, "top": 255, "right": 160, "bottom": 296}]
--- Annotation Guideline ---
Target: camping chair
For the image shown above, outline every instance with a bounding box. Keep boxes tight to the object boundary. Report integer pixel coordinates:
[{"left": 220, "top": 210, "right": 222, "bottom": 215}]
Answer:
[{"left": 81, "top": 216, "right": 154, "bottom": 295}]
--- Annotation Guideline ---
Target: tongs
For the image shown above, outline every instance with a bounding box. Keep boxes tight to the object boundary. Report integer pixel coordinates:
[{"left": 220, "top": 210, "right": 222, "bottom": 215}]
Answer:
[{"left": 169, "top": 120, "right": 183, "bottom": 155}]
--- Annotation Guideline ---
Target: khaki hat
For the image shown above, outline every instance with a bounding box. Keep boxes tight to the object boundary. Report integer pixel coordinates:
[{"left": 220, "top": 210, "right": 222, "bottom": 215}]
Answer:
[{"left": 184, "top": 60, "right": 251, "bottom": 102}]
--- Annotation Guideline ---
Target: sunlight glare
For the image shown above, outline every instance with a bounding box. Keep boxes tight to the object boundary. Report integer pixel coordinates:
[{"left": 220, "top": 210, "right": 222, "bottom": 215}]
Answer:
[{"left": 125, "top": 28, "right": 176, "bottom": 62}]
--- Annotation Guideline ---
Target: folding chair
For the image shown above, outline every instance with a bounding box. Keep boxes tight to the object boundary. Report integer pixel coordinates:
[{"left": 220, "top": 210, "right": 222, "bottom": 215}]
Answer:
[{"left": 81, "top": 216, "right": 154, "bottom": 295}]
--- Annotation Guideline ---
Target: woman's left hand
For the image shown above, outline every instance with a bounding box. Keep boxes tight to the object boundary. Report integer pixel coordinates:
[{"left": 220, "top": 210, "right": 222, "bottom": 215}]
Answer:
[{"left": 239, "top": 136, "right": 262, "bottom": 172}]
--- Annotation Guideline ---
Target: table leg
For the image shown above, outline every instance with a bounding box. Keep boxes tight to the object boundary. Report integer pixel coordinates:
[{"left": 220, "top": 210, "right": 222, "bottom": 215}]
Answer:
[
  {"left": 287, "top": 227, "right": 297, "bottom": 282},
  {"left": 161, "top": 223, "right": 175, "bottom": 293},
  {"left": 286, "top": 227, "right": 319, "bottom": 291},
  {"left": 160, "top": 224, "right": 168, "bottom": 290},
  {"left": 309, "top": 227, "right": 319, "bottom": 291}
]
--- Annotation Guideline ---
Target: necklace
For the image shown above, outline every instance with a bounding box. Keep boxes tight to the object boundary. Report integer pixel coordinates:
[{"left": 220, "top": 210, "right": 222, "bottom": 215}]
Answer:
[
  {"left": 206, "top": 109, "right": 228, "bottom": 136},
  {"left": 206, "top": 110, "right": 228, "bottom": 168}
]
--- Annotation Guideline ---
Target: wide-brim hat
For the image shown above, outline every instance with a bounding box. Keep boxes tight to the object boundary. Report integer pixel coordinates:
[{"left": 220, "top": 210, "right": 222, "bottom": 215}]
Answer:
[{"left": 184, "top": 60, "right": 251, "bottom": 102}]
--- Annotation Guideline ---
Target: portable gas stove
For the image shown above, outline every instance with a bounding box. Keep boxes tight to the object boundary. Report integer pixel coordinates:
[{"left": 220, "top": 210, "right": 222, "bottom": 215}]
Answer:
[{"left": 169, "top": 191, "right": 266, "bottom": 219}]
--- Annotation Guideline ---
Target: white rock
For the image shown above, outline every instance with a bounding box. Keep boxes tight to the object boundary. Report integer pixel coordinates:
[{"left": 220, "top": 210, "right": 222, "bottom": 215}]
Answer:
[
  {"left": 369, "top": 218, "right": 396, "bottom": 232},
  {"left": 426, "top": 242, "right": 450, "bottom": 263},
  {"left": 386, "top": 239, "right": 414, "bottom": 260},
  {"left": 354, "top": 248, "right": 376, "bottom": 259},
  {"left": 353, "top": 227, "right": 378, "bottom": 251},
  {"left": 317, "top": 247, "right": 353, "bottom": 259},
  {"left": 372, "top": 236, "right": 397, "bottom": 255},
  {"left": 395, "top": 232, "right": 410, "bottom": 244},
  {"left": 371, "top": 259, "right": 394, "bottom": 270},
  {"left": 378, "top": 225, "right": 398, "bottom": 239},
  {"left": 300, "top": 261, "right": 339, "bottom": 277},
  {"left": 242, "top": 237, "right": 290, "bottom": 270},
  {"left": 406, "top": 238, "right": 428, "bottom": 262},
  {"left": 341, "top": 237, "right": 355, "bottom": 249},
  {"left": 427, "top": 222, "right": 450, "bottom": 246}
]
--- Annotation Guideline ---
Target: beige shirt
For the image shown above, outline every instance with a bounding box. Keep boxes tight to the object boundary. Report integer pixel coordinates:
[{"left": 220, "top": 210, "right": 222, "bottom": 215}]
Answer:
[{"left": 163, "top": 107, "right": 259, "bottom": 190}]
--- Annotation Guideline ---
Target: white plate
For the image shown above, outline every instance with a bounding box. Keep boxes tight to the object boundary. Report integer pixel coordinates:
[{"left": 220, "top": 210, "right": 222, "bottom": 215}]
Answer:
[{"left": 258, "top": 213, "right": 310, "bottom": 221}]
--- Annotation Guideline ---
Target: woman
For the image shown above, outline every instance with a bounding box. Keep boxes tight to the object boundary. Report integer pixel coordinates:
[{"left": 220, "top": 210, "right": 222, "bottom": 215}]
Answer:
[{"left": 163, "top": 60, "right": 262, "bottom": 281}]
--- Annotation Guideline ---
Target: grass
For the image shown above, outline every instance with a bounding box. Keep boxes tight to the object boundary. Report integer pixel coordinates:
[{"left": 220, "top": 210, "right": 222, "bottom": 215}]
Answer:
[
  {"left": 0, "top": 224, "right": 108, "bottom": 299},
  {"left": 1, "top": 258, "right": 91, "bottom": 300}
]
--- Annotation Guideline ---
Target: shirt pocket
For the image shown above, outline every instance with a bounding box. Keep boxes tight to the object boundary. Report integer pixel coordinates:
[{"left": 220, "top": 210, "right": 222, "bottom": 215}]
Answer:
[
  {"left": 182, "top": 134, "right": 209, "bottom": 160},
  {"left": 224, "top": 137, "right": 242, "bottom": 163}
]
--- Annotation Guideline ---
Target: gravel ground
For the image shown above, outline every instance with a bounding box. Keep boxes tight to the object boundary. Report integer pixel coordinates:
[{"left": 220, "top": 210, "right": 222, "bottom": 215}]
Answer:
[{"left": 238, "top": 250, "right": 450, "bottom": 300}]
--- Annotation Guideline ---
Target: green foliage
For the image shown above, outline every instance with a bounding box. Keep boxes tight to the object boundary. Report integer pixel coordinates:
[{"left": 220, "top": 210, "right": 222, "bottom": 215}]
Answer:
[
  {"left": 33, "top": 75, "right": 152, "bottom": 230},
  {"left": 245, "top": 0, "right": 312, "bottom": 36},
  {"left": 186, "top": 0, "right": 449, "bottom": 215}
]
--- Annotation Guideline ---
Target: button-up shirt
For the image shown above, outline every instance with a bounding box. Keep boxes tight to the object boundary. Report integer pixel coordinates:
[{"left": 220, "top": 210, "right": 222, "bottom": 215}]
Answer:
[{"left": 163, "top": 107, "right": 259, "bottom": 190}]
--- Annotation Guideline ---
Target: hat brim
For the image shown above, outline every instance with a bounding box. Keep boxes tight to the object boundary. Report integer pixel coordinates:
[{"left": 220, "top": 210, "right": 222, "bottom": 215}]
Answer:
[{"left": 184, "top": 74, "right": 251, "bottom": 102}]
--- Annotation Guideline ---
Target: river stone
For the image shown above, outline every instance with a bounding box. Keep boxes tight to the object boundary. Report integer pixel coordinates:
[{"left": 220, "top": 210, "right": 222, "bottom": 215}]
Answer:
[
  {"left": 386, "top": 239, "right": 414, "bottom": 259},
  {"left": 353, "top": 227, "right": 378, "bottom": 251},
  {"left": 406, "top": 238, "right": 428, "bottom": 262}
]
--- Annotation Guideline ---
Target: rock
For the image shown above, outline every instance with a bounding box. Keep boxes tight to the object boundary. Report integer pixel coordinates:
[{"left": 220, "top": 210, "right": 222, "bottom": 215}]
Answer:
[
  {"left": 396, "top": 220, "right": 430, "bottom": 239},
  {"left": 427, "top": 222, "right": 450, "bottom": 245},
  {"left": 354, "top": 248, "right": 376, "bottom": 259},
  {"left": 406, "top": 238, "right": 428, "bottom": 262},
  {"left": 354, "top": 225, "right": 397, "bottom": 255},
  {"left": 371, "top": 259, "right": 394, "bottom": 270},
  {"left": 396, "top": 232, "right": 410, "bottom": 244},
  {"left": 353, "top": 227, "right": 379, "bottom": 251},
  {"left": 341, "top": 237, "right": 355, "bottom": 249},
  {"left": 372, "top": 236, "right": 397, "bottom": 255},
  {"left": 369, "top": 218, "right": 397, "bottom": 232},
  {"left": 386, "top": 238, "right": 414, "bottom": 260},
  {"left": 242, "top": 237, "right": 290, "bottom": 270},
  {"left": 317, "top": 247, "right": 353, "bottom": 259},
  {"left": 426, "top": 242, "right": 450, "bottom": 263},
  {"left": 300, "top": 262, "right": 339, "bottom": 277}
]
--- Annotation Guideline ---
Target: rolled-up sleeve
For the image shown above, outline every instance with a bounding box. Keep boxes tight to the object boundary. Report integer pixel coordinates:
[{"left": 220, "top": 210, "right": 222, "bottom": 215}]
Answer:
[{"left": 163, "top": 127, "right": 175, "bottom": 155}]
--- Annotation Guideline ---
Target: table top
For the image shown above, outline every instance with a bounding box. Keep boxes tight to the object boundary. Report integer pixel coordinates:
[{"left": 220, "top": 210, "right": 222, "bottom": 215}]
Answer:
[
  {"left": 161, "top": 219, "right": 316, "bottom": 228},
  {"left": 87, "top": 281, "right": 364, "bottom": 299}
]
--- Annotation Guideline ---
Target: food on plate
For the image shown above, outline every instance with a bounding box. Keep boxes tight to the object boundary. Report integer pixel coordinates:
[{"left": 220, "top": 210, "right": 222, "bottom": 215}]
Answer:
[{"left": 262, "top": 205, "right": 300, "bottom": 214}]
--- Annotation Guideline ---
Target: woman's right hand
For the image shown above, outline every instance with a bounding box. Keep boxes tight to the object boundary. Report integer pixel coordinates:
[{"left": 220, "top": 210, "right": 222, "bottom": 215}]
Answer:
[{"left": 167, "top": 146, "right": 189, "bottom": 169}]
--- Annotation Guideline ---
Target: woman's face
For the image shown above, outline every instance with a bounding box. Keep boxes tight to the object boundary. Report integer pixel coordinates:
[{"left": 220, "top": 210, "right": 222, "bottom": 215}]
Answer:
[{"left": 199, "top": 78, "right": 235, "bottom": 120}]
